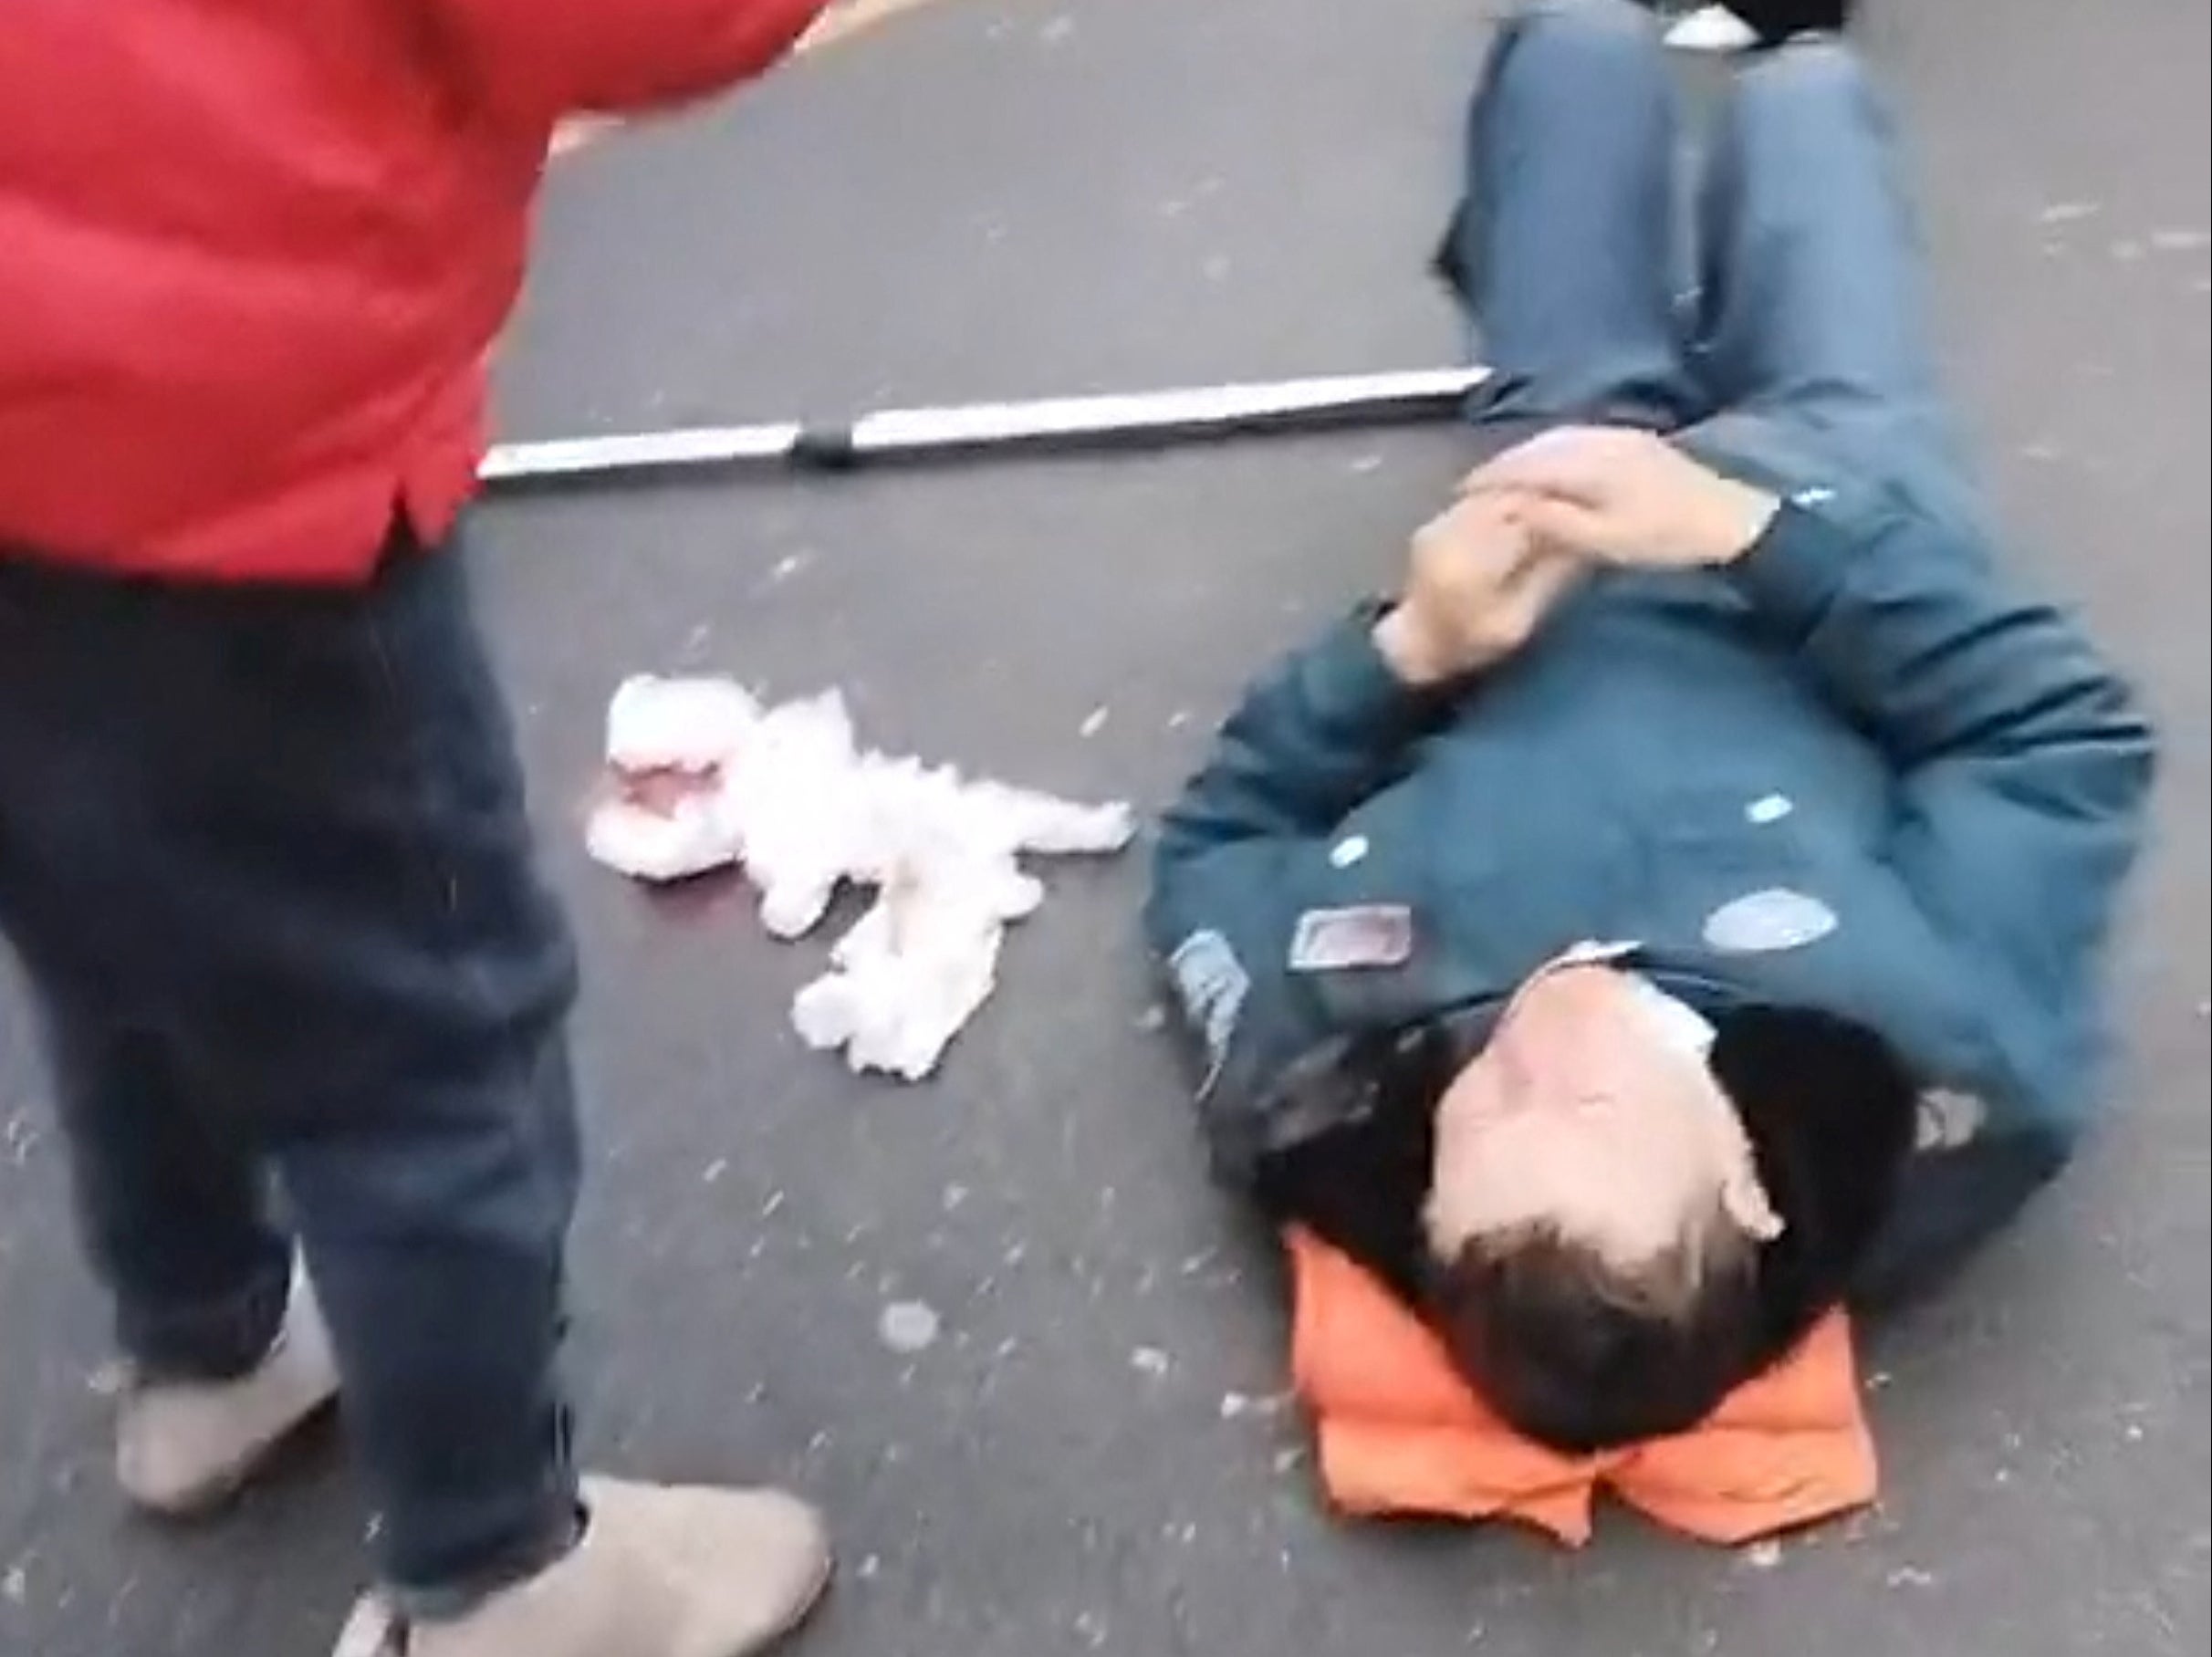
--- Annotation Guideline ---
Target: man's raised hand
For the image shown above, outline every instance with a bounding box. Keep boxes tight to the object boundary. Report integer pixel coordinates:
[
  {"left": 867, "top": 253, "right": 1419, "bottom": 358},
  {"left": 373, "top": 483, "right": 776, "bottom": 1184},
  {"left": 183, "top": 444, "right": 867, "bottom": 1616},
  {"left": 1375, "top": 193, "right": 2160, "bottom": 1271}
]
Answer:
[
  {"left": 1374, "top": 492, "right": 1585, "bottom": 687},
  {"left": 1461, "top": 427, "right": 1781, "bottom": 571}
]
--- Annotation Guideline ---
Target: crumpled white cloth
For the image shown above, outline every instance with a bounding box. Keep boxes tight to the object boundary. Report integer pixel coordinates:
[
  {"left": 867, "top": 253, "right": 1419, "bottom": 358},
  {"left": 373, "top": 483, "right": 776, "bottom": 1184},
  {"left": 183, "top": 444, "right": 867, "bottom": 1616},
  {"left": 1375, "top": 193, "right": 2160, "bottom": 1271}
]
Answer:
[{"left": 585, "top": 674, "right": 1135, "bottom": 1079}]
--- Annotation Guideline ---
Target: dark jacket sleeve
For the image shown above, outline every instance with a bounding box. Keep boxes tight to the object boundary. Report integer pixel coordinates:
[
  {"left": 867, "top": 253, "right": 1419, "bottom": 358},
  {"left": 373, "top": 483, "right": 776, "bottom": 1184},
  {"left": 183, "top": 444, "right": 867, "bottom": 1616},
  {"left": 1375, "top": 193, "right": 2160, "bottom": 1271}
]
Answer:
[
  {"left": 1143, "top": 610, "right": 1453, "bottom": 1172},
  {"left": 1729, "top": 503, "right": 2157, "bottom": 1297}
]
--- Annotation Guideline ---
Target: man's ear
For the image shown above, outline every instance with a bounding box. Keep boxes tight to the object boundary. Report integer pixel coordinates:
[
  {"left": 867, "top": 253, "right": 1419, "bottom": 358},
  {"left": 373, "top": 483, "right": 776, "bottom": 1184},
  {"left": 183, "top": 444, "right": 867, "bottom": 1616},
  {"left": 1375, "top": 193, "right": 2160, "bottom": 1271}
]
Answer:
[
  {"left": 1720, "top": 1160, "right": 1786, "bottom": 1242},
  {"left": 1704, "top": 1074, "right": 1786, "bottom": 1242}
]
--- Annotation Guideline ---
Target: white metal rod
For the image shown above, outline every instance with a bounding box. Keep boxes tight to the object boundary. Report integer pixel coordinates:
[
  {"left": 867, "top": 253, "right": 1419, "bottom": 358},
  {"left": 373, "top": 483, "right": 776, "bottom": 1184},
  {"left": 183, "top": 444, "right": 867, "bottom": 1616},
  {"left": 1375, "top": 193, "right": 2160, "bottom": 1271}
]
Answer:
[{"left": 479, "top": 365, "right": 1491, "bottom": 486}]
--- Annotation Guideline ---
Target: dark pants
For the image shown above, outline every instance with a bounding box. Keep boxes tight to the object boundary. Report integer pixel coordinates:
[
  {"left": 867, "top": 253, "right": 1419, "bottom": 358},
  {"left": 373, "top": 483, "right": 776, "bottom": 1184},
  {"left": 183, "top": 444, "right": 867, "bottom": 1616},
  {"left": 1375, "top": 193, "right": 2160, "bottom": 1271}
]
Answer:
[
  {"left": 0, "top": 528, "right": 580, "bottom": 1609},
  {"left": 1444, "top": 0, "right": 1990, "bottom": 543}
]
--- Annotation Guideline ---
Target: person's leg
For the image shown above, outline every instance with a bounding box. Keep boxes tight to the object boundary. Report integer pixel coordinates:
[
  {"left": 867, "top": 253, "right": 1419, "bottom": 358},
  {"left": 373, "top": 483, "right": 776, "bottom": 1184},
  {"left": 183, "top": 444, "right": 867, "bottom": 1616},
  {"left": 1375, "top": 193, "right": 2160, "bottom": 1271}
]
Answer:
[
  {"left": 0, "top": 537, "right": 579, "bottom": 1596},
  {"left": 0, "top": 532, "right": 826, "bottom": 1656},
  {"left": 247, "top": 542, "right": 825, "bottom": 1651},
  {"left": 1438, "top": 0, "right": 1700, "bottom": 435},
  {"left": 1685, "top": 38, "right": 1986, "bottom": 530},
  {"left": 169, "top": 538, "right": 586, "bottom": 1607},
  {"left": 0, "top": 566, "right": 334, "bottom": 1517},
  {"left": 32, "top": 995, "right": 294, "bottom": 1383}
]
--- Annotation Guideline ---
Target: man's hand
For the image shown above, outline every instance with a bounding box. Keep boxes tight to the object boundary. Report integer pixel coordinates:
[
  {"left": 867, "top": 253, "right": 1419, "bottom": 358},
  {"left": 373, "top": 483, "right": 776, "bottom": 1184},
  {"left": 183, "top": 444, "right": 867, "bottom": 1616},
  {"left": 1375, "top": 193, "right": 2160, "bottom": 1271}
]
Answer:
[
  {"left": 1374, "top": 493, "right": 1584, "bottom": 686},
  {"left": 1461, "top": 427, "right": 1781, "bottom": 570}
]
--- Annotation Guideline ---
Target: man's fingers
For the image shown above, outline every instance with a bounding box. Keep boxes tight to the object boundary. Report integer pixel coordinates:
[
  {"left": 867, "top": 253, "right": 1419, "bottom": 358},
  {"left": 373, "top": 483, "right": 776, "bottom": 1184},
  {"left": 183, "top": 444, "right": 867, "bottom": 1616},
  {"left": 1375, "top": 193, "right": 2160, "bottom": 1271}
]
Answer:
[
  {"left": 1514, "top": 495, "right": 1614, "bottom": 557},
  {"left": 1515, "top": 547, "right": 1587, "bottom": 609},
  {"left": 1460, "top": 426, "right": 1615, "bottom": 503},
  {"left": 1487, "top": 547, "right": 1586, "bottom": 645}
]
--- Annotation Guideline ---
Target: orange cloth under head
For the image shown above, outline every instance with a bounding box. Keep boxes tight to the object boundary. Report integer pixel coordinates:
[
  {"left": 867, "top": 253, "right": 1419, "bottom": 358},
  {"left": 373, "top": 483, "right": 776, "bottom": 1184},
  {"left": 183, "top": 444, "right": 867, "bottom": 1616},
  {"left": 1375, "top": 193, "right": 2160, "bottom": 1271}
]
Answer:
[{"left": 1286, "top": 1228, "right": 1878, "bottom": 1546}]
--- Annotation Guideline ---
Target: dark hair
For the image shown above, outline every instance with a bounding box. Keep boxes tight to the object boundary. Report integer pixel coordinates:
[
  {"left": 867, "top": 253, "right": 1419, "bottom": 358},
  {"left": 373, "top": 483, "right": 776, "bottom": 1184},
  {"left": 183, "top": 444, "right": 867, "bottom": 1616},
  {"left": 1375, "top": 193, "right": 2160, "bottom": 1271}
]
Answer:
[
  {"left": 1425, "top": 1210, "right": 1767, "bottom": 1455},
  {"left": 1260, "top": 1000, "right": 1917, "bottom": 1453}
]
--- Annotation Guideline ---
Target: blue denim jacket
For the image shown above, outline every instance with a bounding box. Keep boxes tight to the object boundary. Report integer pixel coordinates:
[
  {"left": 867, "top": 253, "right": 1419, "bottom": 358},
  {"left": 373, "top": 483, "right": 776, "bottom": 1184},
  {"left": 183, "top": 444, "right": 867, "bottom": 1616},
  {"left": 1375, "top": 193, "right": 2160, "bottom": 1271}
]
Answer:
[{"left": 1145, "top": 493, "right": 2155, "bottom": 1299}]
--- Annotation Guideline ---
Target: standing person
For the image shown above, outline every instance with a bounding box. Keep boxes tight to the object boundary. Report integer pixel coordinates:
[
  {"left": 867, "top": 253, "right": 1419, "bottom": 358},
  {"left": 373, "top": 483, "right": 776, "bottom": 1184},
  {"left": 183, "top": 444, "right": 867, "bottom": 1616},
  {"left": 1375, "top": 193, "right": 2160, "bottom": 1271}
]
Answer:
[{"left": 2, "top": 5, "right": 837, "bottom": 1654}]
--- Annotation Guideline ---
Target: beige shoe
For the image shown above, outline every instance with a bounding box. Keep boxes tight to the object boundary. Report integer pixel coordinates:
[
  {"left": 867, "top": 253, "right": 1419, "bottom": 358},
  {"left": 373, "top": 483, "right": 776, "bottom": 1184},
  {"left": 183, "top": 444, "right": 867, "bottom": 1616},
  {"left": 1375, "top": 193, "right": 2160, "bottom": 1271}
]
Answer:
[
  {"left": 117, "top": 1271, "right": 339, "bottom": 1516},
  {"left": 331, "top": 1476, "right": 830, "bottom": 1657}
]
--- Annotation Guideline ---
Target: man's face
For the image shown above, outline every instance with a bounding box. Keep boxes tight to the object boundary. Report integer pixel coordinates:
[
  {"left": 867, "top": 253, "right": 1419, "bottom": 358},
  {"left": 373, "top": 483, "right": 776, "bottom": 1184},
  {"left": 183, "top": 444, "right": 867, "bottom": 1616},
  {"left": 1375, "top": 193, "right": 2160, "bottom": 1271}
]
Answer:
[{"left": 1424, "top": 961, "right": 1779, "bottom": 1275}]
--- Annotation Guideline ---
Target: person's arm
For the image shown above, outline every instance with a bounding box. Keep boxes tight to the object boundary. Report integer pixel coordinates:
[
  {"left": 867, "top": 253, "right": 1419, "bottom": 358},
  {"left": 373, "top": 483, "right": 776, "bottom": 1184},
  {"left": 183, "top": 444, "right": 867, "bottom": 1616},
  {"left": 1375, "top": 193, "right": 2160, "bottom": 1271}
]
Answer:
[
  {"left": 1146, "top": 498, "right": 1581, "bottom": 1159},
  {"left": 1732, "top": 502, "right": 2153, "bottom": 1047},
  {"left": 1728, "top": 502, "right": 2155, "bottom": 1296},
  {"left": 429, "top": 0, "right": 832, "bottom": 125},
  {"left": 1150, "top": 608, "right": 1454, "bottom": 870},
  {"left": 1142, "top": 610, "right": 1456, "bottom": 1131},
  {"left": 1153, "top": 495, "right": 1581, "bottom": 866},
  {"left": 1469, "top": 429, "right": 2157, "bottom": 1292}
]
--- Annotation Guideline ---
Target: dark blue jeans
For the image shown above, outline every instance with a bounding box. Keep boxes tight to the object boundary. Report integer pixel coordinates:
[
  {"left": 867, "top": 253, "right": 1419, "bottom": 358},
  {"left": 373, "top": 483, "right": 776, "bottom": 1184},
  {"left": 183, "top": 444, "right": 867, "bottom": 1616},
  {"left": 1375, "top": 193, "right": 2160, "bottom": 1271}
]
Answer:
[
  {"left": 0, "top": 527, "right": 580, "bottom": 1609},
  {"left": 1444, "top": 0, "right": 1990, "bottom": 544}
]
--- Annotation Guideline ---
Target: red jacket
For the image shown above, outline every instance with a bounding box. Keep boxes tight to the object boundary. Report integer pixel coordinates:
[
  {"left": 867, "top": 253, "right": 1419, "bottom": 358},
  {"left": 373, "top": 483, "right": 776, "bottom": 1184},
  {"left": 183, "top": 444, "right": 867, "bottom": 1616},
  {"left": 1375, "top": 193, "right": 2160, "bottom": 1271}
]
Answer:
[{"left": 0, "top": 0, "right": 829, "bottom": 583}]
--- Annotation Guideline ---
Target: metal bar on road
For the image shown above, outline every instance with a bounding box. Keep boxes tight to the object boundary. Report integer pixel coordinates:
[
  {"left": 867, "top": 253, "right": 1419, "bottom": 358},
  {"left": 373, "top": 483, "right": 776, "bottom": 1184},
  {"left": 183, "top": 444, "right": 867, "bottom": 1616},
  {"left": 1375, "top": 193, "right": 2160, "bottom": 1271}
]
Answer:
[{"left": 478, "top": 365, "right": 1492, "bottom": 488}]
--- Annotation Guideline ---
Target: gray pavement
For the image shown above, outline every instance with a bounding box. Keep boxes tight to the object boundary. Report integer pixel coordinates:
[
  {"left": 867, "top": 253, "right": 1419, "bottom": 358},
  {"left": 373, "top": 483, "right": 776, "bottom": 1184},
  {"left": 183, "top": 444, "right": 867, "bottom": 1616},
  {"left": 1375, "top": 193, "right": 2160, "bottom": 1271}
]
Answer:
[{"left": 1, "top": 1, "right": 2206, "bottom": 1653}]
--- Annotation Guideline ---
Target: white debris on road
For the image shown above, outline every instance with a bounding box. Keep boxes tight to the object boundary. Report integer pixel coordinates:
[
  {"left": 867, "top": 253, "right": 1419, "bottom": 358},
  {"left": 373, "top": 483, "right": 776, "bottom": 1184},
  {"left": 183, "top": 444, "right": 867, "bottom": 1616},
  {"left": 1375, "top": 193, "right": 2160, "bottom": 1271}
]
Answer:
[
  {"left": 586, "top": 674, "right": 1135, "bottom": 1079},
  {"left": 1740, "top": 1537, "right": 1786, "bottom": 1569},
  {"left": 878, "top": 1300, "right": 944, "bottom": 1354}
]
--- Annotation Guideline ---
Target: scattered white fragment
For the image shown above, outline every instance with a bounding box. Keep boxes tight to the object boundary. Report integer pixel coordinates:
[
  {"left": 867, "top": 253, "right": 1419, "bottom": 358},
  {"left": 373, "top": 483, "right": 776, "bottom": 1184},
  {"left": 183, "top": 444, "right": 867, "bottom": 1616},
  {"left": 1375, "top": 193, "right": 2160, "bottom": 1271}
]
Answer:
[
  {"left": 858, "top": 1554, "right": 882, "bottom": 1580},
  {"left": 604, "top": 673, "right": 760, "bottom": 777},
  {"left": 2038, "top": 202, "right": 2100, "bottom": 226},
  {"left": 1080, "top": 706, "right": 1110, "bottom": 738},
  {"left": 769, "top": 553, "right": 809, "bottom": 583},
  {"left": 1741, "top": 1538, "right": 1786, "bottom": 1569},
  {"left": 2151, "top": 227, "right": 2212, "bottom": 254},
  {"left": 1220, "top": 1391, "right": 1253, "bottom": 1420},
  {"left": 1137, "top": 1006, "right": 1168, "bottom": 1033},
  {"left": 1349, "top": 453, "right": 1385, "bottom": 474},
  {"left": 701, "top": 1159, "right": 728, "bottom": 1184},
  {"left": 586, "top": 674, "right": 1134, "bottom": 1079},
  {"left": 2, "top": 1565, "right": 24, "bottom": 1605},
  {"left": 86, "top": 1361, "right": 127, "bottom": 1399},
  {"left": 1746, "top": 794, "right": 1793, "bottom": 825},
  {"left": 1887, "top": 1567, "right": 1938, "bottom": 1589},
  {"left": 1131, "top": 1346, "right": 1172, "bottom": 1379},
  {"left": 1039, "top": 15, "right": 1074, "bottom": 45},
  {"left": 1166, "top": 709, "right": 1193, "bottom": 730},
  {"left": 878, "top": 1300, "right": 942, "bottom": 1355},
  {"left": 1666, "top": 5, "right": 1758, "bottom": 53},
  {"left": 1330, "top": 834, "right": 1371, "bottom": 869}
]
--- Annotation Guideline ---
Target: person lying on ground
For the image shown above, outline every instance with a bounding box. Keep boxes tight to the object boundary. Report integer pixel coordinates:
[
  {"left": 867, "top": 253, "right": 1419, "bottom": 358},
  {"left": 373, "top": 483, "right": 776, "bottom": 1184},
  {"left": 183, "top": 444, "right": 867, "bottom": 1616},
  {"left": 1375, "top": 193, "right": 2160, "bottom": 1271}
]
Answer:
[{"left": 1145, "top": 0, "right": 2156, "bottom": 1455}]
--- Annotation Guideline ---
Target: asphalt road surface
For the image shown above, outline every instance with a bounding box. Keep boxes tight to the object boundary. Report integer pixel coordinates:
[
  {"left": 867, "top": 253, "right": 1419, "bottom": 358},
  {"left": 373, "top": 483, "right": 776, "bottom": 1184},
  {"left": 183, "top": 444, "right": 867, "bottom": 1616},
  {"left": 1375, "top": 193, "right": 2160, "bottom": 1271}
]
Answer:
[{"left": 1, "top": 2, "right": 2205, "bottom": 1653}]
